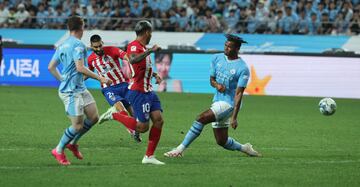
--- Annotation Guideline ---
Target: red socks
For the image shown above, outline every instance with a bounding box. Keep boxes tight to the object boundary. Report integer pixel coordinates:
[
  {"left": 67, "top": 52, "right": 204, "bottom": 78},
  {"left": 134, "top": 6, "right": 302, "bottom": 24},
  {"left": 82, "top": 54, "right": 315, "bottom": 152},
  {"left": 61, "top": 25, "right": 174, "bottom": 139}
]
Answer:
[
  {"left": 146, "top": 126, "right": 162, "bottom": 156},
  {"left": 112, "top": 111, "right": 137, "bottom": 131}
]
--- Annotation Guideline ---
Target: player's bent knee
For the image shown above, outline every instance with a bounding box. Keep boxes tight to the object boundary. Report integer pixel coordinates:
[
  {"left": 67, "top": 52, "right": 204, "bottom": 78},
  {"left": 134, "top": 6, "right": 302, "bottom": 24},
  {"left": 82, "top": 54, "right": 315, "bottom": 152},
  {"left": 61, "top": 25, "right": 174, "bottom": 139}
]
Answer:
[
  {"left": 91, "top": 116, "right": 99, "bottom": 124},
  {"left": 137, "top": 123, "right": 149, "bottom": 133},
  {"left": 196, "top": 115, "right": 207, "bottom": 124}
]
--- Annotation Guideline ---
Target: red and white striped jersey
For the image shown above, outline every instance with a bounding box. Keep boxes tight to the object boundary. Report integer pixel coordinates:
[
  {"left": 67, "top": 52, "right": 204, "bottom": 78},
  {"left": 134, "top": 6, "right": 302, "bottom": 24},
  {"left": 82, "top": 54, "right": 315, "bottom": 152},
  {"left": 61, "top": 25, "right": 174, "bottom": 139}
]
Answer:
[
  {"left": 88, "top": 46, "right": 129, "bottom": 88},
  {"left": 126, "top": 40, "right": 153, "bottom": 93}
]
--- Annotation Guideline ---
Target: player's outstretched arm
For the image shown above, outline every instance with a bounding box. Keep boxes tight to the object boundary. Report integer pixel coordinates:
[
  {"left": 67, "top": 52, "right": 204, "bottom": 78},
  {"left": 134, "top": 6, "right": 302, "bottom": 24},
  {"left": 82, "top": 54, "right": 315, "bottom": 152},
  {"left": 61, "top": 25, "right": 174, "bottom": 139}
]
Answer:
[
  {"left": 230, "top": 87, "right": 245, "bottom": 129},
  {"left": 48, "top": 60, "right": 63, "bottom": 81},
  {"left": 75, "top": 59, "right": 112, "bottom": 85},
  {"left": 129, "top": 45, "right": 161, "bottom": 64}
]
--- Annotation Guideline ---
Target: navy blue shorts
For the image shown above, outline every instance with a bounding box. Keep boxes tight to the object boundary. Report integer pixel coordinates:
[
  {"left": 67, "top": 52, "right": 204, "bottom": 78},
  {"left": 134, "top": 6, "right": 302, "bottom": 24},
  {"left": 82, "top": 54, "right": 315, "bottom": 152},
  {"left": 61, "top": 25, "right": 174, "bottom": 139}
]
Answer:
[
  {"left": 101, "top": 83, "right": 130, "bottom": 108},
  {"left": 126, "top": 90, "right": 162, "bottom": 123}
]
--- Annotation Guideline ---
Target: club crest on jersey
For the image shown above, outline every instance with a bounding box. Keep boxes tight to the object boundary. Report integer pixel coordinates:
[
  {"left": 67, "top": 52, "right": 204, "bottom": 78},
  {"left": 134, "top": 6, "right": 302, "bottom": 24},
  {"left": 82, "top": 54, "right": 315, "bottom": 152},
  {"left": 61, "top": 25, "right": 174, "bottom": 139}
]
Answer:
[
  {"left": 131, "top": 46, "right": 137, "bottom": 51},
  {"left": 230, "top": 69, "right": 236, "bottom": 75}
]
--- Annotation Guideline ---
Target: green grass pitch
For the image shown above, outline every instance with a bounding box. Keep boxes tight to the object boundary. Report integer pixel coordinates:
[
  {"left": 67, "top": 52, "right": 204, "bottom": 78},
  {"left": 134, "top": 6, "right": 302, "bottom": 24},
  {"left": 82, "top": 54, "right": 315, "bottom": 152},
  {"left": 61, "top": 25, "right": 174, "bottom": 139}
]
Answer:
[{"left": 0, "top": 86, "right": 359, "bottom": 186}]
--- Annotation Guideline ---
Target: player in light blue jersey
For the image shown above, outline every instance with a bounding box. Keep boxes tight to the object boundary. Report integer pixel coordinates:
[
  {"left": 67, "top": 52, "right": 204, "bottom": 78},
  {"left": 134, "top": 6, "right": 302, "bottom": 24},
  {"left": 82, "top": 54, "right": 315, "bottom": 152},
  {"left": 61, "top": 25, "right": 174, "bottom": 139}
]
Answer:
[
  {"left": 48, "top": 16, "right": 112, "bottom": 165},
  {"left": 165, "top": 34, "right": 261, "bottom": 158}
]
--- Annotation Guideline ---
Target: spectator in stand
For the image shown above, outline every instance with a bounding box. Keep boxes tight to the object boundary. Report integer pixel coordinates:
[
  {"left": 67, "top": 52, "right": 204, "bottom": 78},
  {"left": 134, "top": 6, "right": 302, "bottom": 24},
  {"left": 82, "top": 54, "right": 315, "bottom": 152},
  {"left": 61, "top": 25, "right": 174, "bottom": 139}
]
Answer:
[
  {"left": 224, "top": 9, "right": 239, "bottom": 33},
  {"left": 278, "top": 6, "right": 294, "bottom": 34},
  {"left": 53, "top": 5, "right": 66, "bottom": 29},
  {"left": 295, "top": 9, "right": 309, "bottom": 34},
  {"left": 214, "top": 1, "right": 225, "bottom": 18},
  {"left": 148, "top": 0, "right": 160, "bottom": 12},
  {"left": 328, "top": 1, "right": 339, "bottom": 21},
  {"left": 255, "top": 0, "right": 270, "bottom": 33},
  {"left": 168, "top": 8, "right": 179, "bottom": 32},
  {"left": 88, "top": 5, "right": 101, "bottom": 29},
  {"left": 177, "top": 8, "right": 188, "bottom": 32},
  {"left": 0, "top": 3, "right": 9, "bottom": 27},
  {"left": 295, "top": 0, "right": 305, "bottom": 14},
  {"left": 238, "top": 7, "right": 248, "bottom": 33},
  {"left": 207, "top": 0, "right": 217, "bottom": 10},
  {"left": 197, "top": 15, "right": 208, "bottom": 32},
  {"left": 265, "top": 12, "right": 275, "bottom": 34},
  {"left": 68, "top": 5, "right": 80, "bottom": 17},
  {"left": 223, "top": 1, "right": 238, "bottom": 18},
  {"left": 188, "top": 7, "right": 199, "bottom": 32},
  {"left": 204, "top": 8, "right": 221, "bottom": 32},
  {"left": 247, "top": 7, "right": 258, "bottom": 33},
  {"left": 142, "top": 0, "right": 153, "bottom": 18},
  {"left": 304, "top": 0, "right": 314, "bottom": 19},
  {"left": 342, "top": 1, "right": 354, "bottom": 22},
  {"left": 334, "top": 12, "right": 349, "bottom": 34},
  {"left": 23, "top": 8, "right": 36, "bottom": 28},
  {"left": 316, "top": 3, "right": 329, "bottom": 20},
  {"left": 285, "top": 0, "right": 298, "bottom": 12},
  {"left": 349, "top": 9, "right": 360, "bottom": 34},
  {"left": 46, "top": 6, "right": 56, "bottom": 28},
  {"left": 110, "top": 6, "right": 122, "bottom": 30},
  {"left": 14, "top": 4, "right": 29, "bottom": 28},
  {"left": 87, "top": 0, "right": 96, "bottom": 16},
  {"left": 308, "top": 12, "right": 321, "bottom": 35},
  {"left": 100, "top": 6, "right": 112, "bottom": 30},
  {"left": 234, "top": 0, "right": 251, "bottom": 9},
  {"left": 63, "top": 0, "right": 73, "bottom": 12},
  {"left": 36, "top": 3, "right": 47, "bottom": 27},
  {"left": 23, "top": 0, "right": 37, "bottom": 13},
  {"left": 320, "top": 12, "right": 333, "bottom": 34},
  {"left": 150, "top": 0, "right": 172, "bottom": 12},
  {"left": 6, "top": 7, "right": 16, "bottom": 28},
  {"left": 197, "top": 0, "right": 208, "bottom": 16},
  {"left": 120, "top": 5, "right": 136, "bottom": 31},
  {"left": 130, "top": 0, "right": 142, "bottom": 17}
]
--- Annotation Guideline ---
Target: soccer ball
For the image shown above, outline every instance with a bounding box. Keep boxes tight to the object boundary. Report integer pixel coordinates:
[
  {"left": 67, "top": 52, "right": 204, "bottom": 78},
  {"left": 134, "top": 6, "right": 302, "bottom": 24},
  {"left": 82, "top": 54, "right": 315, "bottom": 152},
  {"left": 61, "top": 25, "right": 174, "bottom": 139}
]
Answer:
[{"left": 319, "top": 98, "right": 337, "bottom": 116}]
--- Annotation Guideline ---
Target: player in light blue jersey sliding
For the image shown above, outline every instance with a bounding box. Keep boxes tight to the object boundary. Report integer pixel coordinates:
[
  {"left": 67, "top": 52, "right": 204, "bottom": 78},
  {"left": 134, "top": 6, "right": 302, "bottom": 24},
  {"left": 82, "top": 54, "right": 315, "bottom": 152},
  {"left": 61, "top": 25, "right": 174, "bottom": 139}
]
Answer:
[
  {"left": 165, "top": 34, "right": 261, "bottom": 158},
  {"left": 48, "top": 16, "right": 112, "bottom": 165}
]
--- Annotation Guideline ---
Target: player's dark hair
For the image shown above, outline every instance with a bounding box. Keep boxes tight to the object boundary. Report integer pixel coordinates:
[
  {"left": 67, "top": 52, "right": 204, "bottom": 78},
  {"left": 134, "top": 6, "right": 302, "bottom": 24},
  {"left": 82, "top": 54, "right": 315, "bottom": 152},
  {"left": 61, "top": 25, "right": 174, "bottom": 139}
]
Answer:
[
  {"left": 67, "top": 16, "right": 84, "bottom": 31},
  {"left": 90, "top": 34, "right": 101, "bottom": 43},
  {"left": 134, "top": 20, "right": 152, "bottom": 36},
  {"left": 225, "top": 34, "right": 247, "bottom": 49}
]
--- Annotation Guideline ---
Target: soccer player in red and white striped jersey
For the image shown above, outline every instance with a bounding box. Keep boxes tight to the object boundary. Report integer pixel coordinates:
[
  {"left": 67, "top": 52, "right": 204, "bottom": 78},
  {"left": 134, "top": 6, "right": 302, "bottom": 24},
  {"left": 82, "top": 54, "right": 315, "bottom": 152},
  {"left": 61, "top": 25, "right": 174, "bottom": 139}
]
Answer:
[
  {"left": 88, "top": 46, "right": 128, "bottom": 88},
  {"left": 88, "top": 34, "right": 141, "bottom": 143},
  {"left": 98, "top": 21, "right": 165, "bottom": 165}
]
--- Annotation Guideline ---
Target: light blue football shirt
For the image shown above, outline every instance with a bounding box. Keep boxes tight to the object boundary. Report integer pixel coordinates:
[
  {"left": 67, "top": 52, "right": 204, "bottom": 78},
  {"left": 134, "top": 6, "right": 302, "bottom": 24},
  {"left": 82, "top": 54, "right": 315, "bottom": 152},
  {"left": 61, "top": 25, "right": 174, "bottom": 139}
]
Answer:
[
  {"left": 210, "top": 53, "right": 250, "bottom": 106},
  {"left": 51, "top": 36, "right": 87, "bottom": 93}
]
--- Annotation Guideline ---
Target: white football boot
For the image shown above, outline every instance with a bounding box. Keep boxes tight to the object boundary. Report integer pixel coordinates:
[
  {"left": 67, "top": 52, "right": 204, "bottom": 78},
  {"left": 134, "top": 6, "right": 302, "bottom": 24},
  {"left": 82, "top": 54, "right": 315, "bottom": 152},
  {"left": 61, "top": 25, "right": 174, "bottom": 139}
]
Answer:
[
  {"left": 242, "top": 143, "right": 261, "bottom": 157},
  {"left": 142, "top": 155, "right": 165, "bottom": 165},
  {"left": 98, "top": 106, "right": 117, "bottom": 124},
  {"left": 164, "top": 148, "right": 184, "bottom": 158}
]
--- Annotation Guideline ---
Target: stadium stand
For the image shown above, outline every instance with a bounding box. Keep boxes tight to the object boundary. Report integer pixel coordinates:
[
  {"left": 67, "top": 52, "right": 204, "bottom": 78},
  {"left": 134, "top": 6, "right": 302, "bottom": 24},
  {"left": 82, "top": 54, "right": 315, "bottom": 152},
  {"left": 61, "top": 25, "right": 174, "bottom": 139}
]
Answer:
[{"left": 0, "top": 0, "right": 359, "bottom": 35}]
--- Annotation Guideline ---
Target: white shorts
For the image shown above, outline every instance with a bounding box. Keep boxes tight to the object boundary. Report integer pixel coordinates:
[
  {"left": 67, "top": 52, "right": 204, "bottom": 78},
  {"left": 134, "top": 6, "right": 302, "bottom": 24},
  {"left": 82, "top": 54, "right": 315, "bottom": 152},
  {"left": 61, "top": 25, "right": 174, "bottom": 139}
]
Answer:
[
  {"left": 58, "top": 89, "right": 95, "bottom": 117},
  {"left": 210, "top": 101, "right": 234, "bottom": 128}
]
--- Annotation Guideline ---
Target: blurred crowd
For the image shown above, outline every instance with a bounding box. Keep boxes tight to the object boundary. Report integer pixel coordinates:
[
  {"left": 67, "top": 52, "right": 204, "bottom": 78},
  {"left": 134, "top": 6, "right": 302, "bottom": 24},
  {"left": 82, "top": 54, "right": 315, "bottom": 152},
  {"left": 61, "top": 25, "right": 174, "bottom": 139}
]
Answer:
[{"left": 0, "top": 0, "right": 359, "bottom": 35}]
